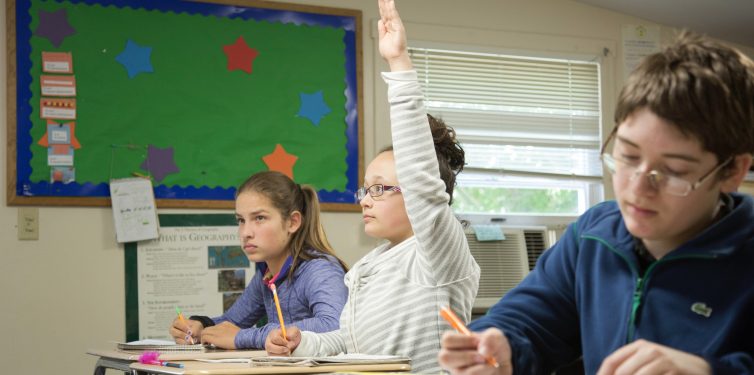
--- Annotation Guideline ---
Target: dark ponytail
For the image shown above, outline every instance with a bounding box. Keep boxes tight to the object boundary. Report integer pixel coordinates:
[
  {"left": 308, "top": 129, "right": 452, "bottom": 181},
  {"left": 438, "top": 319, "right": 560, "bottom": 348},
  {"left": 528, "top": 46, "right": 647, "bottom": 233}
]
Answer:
[{"left": 427, "top": 114, "right": 464, "bottom": 204}]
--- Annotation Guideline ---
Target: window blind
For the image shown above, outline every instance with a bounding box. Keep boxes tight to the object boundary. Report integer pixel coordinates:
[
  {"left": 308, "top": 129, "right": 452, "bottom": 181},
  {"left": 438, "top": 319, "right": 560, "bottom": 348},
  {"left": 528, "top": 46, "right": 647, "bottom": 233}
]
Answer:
[{"left": 410, "top": 47, "right": 603, "bottom": 179}]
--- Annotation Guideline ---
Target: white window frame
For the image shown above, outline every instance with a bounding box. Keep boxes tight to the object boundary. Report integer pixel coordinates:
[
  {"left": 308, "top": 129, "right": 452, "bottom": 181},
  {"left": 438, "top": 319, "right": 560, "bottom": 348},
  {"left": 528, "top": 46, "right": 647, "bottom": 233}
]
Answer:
[{"left": 372, "top": 21, "right": 617, "bottom": 227}]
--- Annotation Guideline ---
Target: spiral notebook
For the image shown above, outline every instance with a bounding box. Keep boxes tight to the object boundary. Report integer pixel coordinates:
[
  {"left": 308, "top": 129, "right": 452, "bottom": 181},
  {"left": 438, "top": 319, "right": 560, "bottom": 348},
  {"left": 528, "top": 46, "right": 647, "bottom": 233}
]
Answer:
[{"left": 116, "top": 339, "right": 205, "bottom": 351}]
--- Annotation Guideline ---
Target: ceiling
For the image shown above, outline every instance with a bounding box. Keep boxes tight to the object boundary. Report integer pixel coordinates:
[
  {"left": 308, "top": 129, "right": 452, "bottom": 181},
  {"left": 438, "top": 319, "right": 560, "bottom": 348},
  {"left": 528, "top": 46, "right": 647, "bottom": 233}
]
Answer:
[{"left": 572, "top": 0, "right": 754, "bottom": 49}]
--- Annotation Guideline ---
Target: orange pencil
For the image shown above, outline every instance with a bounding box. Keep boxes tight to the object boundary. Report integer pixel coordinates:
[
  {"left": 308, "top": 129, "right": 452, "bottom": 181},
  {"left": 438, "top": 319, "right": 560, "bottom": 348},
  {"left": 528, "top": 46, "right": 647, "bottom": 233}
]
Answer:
[
  {"left": 270, "top": 284, "right": 288, "bottom": 343},
  {"left": 440, "top": 306, "right": 499, "bottom": 368}
]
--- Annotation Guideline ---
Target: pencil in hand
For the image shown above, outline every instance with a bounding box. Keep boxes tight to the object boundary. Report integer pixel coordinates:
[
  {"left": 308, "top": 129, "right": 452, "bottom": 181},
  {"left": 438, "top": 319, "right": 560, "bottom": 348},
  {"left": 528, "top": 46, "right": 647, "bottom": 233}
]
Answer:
[
  {"left": 270, "top": 283, "right": 288, "bottom": 343},
  {"left": 175, "top": 307, "right": 195, "bottom": 345},
  {"left": 440, "top": 306, "right": 500, "bottom": 368}
]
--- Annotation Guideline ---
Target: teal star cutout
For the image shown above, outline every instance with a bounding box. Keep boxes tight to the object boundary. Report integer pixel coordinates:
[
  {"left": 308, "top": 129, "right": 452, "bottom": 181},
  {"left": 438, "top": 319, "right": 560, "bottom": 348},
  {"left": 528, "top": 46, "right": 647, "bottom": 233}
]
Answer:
[
  {"left": 297, "top": 91, "right": 331, "bottom": 126},
  {"left": 115, "top": 39, "right": 154, "bottom": 79}
]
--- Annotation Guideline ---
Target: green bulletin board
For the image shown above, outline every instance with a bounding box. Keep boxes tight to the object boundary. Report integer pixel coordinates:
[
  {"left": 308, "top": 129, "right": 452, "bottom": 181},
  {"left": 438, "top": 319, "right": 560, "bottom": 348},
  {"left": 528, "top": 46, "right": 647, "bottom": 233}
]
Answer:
[{"left": 7, "top": 0, "right": 363, "bottom": 211}]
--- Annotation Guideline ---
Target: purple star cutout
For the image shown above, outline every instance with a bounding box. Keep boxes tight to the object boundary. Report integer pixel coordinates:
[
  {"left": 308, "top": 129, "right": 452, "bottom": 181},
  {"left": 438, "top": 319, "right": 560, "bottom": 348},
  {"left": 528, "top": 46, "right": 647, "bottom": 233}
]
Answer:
[
  {"left": 297, "top": 91, "right": 331, "bottom": 126},
  {"left": 35, "top": 9, "right": 76, "bottom": 48},
  {"left": 140, "top": 145, "right": 180, "bottom": 183}
]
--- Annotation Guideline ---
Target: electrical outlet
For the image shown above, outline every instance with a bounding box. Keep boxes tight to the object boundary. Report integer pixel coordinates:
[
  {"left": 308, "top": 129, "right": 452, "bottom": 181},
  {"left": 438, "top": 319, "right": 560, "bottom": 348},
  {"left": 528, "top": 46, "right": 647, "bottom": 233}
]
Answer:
[{"left": 18, "top": 207, "right": 39, "bottom": 240}]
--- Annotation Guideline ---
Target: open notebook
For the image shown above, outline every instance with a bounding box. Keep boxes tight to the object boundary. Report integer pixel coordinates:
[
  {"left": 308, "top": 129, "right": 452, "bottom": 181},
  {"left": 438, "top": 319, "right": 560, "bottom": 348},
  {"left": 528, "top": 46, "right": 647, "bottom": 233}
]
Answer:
[
  {"left": 116, "top": 339, "right": 206, "bottom": 351},
  {"left": 250, "top": 353, "right": 411, "bottom": 367}
]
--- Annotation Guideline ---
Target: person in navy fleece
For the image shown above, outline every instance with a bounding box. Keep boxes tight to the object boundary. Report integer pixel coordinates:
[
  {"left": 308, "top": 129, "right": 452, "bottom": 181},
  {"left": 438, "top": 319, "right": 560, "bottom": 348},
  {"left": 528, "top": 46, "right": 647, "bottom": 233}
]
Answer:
[
  {"left": 170, "top": 171, "right": 348, "bottom": 349},
  {"left": 439, "top": 32, "right": 754, "bottom": 375}
]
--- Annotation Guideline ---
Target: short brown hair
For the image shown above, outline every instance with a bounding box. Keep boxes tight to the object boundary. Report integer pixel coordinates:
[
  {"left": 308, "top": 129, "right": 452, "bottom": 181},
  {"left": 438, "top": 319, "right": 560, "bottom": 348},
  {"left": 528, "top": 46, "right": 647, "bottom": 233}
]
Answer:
[{"left": 608, "top": 31, "right": 754, "bottom": 170}]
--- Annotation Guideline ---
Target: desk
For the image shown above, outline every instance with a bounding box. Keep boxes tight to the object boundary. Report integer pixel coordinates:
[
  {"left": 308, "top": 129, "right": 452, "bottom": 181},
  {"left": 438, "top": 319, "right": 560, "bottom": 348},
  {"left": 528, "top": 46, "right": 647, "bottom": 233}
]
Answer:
[
  {"left": 87, "top": 348, "right": 266, "bottom": 375},
  {"left": 130, "top": 361, "right": 412, "bottom": 375}
]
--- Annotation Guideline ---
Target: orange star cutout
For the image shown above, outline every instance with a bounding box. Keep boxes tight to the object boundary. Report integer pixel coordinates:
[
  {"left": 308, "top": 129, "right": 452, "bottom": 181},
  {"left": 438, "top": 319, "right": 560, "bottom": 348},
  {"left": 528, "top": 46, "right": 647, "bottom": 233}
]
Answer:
[
  {"left": 262, "top": 144, "right": 298, "bottom": 179},
  {"left": 222, "top": 36, "right": 259, "bottom": 74}
]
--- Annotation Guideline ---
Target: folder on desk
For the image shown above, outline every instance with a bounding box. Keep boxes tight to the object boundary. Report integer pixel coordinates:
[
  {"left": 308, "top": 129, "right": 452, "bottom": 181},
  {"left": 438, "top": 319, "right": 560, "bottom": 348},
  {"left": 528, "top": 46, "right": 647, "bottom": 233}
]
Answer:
[{"left": 250, "top": 353, "right": 411, "bottom": 367}]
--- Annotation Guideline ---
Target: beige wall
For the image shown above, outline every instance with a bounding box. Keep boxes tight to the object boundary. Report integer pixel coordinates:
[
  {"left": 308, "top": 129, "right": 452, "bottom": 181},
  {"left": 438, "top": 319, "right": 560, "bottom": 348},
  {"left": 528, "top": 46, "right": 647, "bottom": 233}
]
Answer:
[{"left": 2, "top": 0, "right": 753, "bottom": 373}]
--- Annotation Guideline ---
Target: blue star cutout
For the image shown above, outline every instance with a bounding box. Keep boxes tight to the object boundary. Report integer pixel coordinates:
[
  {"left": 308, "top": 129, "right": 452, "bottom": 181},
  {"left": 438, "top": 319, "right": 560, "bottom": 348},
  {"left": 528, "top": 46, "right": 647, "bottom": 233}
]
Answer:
[
  {"left": 140, "top": 145, "right": 180, "bottom": 183},
  {"left": 297, "top": 91, "right": 331, "bottom": 126},
  {"left": 115, "top": 39, "right": 154, "bottom": 79}
]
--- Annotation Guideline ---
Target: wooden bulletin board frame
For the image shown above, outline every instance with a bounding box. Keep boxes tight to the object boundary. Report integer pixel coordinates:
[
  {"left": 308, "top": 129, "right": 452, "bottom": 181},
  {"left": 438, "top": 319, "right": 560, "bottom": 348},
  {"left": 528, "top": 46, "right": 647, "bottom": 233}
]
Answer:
[{"left": 6, "top": 0, "right": 363, "bottom": 211}]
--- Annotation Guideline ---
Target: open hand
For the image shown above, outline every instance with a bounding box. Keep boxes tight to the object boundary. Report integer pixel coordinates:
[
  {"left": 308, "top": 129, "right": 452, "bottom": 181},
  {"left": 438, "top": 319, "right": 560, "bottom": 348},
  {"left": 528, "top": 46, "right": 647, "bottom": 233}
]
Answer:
[{"left": 377, "top": 0, "right": 412, "bottom": 71}]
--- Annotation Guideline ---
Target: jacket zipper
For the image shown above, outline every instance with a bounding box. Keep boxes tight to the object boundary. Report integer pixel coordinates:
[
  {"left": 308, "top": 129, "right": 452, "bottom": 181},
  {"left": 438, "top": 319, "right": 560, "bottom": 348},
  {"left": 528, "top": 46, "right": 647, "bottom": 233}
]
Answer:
[
  {"left": 582, "top": 235, "right": 716, "bottom": 343},
  {"left": 348, "top": 279, "right": 359, "bottom": 353}
]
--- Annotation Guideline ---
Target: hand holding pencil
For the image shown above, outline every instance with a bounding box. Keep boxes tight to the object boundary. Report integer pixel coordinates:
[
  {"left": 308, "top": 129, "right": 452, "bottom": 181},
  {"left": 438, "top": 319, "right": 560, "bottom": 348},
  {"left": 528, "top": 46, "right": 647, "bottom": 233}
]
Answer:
[
  {"left": 175, "top": 307, "right": 195, "bottom": 345},
  {"left": 440, "top": 306, "right": 513, "bottom": 374},
  {"left": 169, "top": 309, "right": 203, "bottom": 345},
  {"left": 264, "top": 283, "right": 301, "bottom": 356}
]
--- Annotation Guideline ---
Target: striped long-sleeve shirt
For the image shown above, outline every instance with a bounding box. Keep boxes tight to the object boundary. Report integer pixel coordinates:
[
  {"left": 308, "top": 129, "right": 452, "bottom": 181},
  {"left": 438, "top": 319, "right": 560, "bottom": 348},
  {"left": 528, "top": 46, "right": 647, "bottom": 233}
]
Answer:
[{"left": 293, "top": 70, "right": 480, "bottom": 373}]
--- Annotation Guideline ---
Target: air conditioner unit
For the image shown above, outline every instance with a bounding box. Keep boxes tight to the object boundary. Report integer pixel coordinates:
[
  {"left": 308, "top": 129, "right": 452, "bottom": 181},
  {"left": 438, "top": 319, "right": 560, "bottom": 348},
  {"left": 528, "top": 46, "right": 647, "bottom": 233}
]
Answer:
[{"left": 466, "top": 225, "right": 553, "bottom": 311}]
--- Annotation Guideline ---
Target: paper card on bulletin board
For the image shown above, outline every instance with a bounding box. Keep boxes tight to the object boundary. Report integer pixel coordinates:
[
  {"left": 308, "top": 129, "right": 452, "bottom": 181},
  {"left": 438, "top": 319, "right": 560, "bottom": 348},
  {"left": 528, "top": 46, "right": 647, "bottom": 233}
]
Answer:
[
  {"left": 110, "top": 177, "right": 159, "bottom": 243},
  {"left": 124, "top": 214, "right": 250, "bottom": 341},
  {"left": 7, "top": 0, "right": 363, "bottom": 211}
]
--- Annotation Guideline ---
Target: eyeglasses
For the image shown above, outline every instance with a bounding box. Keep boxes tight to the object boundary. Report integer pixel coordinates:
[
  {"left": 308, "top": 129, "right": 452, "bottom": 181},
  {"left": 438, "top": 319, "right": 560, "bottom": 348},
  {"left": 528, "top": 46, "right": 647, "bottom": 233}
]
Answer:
[
  {"left": 601, "top": 153, "right": 732, "bottom": 197},
  {"left": 355, "top": 184, "right": 402, "bottom": 202}
]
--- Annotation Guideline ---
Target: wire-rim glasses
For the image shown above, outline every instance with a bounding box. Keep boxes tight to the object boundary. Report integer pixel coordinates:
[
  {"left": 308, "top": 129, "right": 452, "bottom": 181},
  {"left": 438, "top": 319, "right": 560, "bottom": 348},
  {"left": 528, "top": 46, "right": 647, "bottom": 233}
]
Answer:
[
  {"left": 355, "top": 184, "right": 402, "bottom": 202},
  {"left": 601, "top": 153, "right": 732, "bottom": 197}
]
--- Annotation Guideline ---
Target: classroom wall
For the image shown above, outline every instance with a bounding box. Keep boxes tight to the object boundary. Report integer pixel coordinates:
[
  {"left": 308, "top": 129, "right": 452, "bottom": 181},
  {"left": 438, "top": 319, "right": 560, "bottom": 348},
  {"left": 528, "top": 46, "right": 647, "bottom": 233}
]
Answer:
[{"left": 2, "top": 1, "right": 753, "bottom": 374}]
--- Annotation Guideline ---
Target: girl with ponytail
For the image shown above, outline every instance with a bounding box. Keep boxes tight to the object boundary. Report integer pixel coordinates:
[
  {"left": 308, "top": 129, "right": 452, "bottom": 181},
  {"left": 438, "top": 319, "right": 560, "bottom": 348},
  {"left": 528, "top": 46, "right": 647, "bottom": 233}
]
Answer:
[{"left": 169, "top": 171, "right": 348, "bottom": 349}]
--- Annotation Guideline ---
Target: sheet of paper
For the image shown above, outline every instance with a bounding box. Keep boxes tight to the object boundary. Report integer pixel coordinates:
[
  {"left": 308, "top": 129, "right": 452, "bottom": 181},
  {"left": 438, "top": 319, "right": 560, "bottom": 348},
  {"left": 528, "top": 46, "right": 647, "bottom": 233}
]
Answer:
[
  {"left": 110, "top": 177, "right": 159, "bottom": 243},
  {"left": 42, "top": 51, "right": 74, "bottom": 73},
  {"left": 41, "top": 75, "right": 77, "bottom": 96},
  {"left": 124, "top": 339, "right": 177, "bottom": 346},
  {"left": 251, "top": 353, "right": 411, "bottom": 366},
  {"left": 47, "top": 144, "right": 73, "bottom": 166},
  {"left": 40, "top": 98, "right": 77, "bottom": 119},
  {"left": 622, "top": 24, "right": 660, "bottom": 80}
]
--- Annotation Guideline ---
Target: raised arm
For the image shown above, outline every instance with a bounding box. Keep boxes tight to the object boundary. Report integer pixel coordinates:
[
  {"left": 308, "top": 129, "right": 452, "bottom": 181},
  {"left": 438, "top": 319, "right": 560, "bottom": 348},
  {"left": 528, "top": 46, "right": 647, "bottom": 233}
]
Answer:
[{"left": 378, "top": 0, "right": 478, "bottom": 284}]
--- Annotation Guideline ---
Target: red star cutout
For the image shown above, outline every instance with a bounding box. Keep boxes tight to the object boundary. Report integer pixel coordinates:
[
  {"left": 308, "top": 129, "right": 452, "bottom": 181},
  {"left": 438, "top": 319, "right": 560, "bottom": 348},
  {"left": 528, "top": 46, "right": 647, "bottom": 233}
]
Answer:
[
  {"left": 262, "top": 144, "right": 298, "bottom": 179},
  {"left": 223, "top": 36, "right": 259, "bottom": 74}
]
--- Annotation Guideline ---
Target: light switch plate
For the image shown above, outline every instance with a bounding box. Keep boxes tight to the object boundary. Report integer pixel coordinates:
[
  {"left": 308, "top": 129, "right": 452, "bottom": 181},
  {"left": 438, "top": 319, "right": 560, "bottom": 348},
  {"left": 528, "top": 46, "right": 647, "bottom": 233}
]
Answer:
[{"left": 18, "top": 207, "right": 39, "bottom": 240}]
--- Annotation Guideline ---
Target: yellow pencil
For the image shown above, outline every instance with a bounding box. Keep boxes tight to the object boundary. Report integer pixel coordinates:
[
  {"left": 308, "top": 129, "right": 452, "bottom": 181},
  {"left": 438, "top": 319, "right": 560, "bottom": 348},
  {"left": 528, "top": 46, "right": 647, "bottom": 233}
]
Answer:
[
  {"left": 440, "top": 306, "right": 499, "bottom": 368},
  {"left": 270, "top": 284, "right": 288, "bottom": 343}
]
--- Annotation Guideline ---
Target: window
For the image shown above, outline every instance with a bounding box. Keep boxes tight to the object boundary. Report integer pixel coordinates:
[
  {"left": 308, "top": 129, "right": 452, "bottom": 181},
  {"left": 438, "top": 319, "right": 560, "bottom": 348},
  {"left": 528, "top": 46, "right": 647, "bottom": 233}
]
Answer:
[{"left": 409, "top": 46, "right": 604, "bottom": 217}]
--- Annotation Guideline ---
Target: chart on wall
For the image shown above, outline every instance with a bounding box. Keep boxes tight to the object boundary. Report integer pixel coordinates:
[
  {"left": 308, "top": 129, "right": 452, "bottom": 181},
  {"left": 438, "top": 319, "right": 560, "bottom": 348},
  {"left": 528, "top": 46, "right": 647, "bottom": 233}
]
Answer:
[
  {"left": 9, "top": 0, "right": 362, "bottom": 209},
  {"left": 125, "top": 214, "right": 251, "bottom": 341}
]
